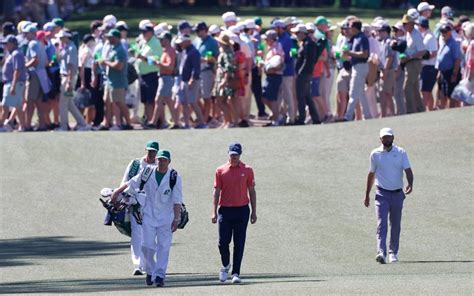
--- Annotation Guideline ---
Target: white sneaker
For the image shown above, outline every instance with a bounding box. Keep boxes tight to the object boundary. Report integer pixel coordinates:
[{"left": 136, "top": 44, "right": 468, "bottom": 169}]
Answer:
[
  {"left": 3, "top": 123, "right": 13, "bottom": 132},
  {"left": 389, "top": 253, "right": 398, "bottom": 263},
  {"left": 231, "top": 274, "right": 241, "bottom": 284},
  {"left": 375, "top": 253, "right": 386, "bottom": 264},
  {"left": 219, "top": 264, "right": 231, "bottom": 282}
]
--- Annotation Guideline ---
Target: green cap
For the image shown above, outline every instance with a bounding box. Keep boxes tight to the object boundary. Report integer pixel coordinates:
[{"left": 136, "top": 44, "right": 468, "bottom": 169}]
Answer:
[
  {"left": 145, "top": 140, "right": 159, "bottom": 151},
  {"left": 157, "top": 149, "right": 171, "bottom": 160},
  {"left": 105, "top": 28, "right": 121, "bottom": 38},
  {"left": 254, "top": 16, "right": 263, "bottom": 26},
  {"left": 314, "top": 16, "right": 328, "bottom": 26},
  {"left": 52, "top": 18, "right": 64, "bottom": 27}
]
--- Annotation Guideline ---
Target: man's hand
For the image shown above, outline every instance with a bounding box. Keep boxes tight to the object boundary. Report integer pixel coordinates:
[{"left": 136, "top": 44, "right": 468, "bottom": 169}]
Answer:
[
  {"left": 364, "top": 195, "right": 370, "bottom": 207},
  {"left": 9, "top": 85, "right": 16, "bottom": 96},
  {"left": 405, "top": 184, "right": 413, "bottom": 195},
  {"left": 66, "top": 80, "right": 72, "bottom": 92},
  {"left": 250, "top": 212, "right": 257, "bottom": 224},
  {"left": 211, "top": 212, "right": 217, "bottom": 224},
  {"left": 171, "top": 220, "right": 178, "bottom": 232}
]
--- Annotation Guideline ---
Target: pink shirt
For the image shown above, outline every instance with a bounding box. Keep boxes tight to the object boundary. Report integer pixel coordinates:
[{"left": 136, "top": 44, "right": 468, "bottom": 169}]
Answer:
[
  {"left": 214, "top": 161, "right": 255, "bottom": 207},
  {"left": 464, "top": 40, "right": 474, "bottom": 79}
]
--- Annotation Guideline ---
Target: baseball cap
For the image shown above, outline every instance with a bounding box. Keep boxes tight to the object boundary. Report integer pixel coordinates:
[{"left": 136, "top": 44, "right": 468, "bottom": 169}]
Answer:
[
  {"left": 228, "top": 24, "right": 243, "bottom": 34},
  {"left": 82, "top": 33, "right": 94, "bottom": 44},
  {"left": 145, "top": 140, "right": 159, "bottom": 151},
  {"left": 102, "top": 15, "right": 117, "bottom": 27},
  {"left": 440, "top": 23, "right": 452, "bottom": 33},
  {"left": 305, "top": 22, "right": 316, "bottom": 32},
  {"left": 158, "top": 31, "right": 172, "bottom": 40},
  {"left": 208, "top": 24, "right": 221, "bottom": 35},
  {"left": 417, "top": 2, "right": 435, "bottom": 12},
  {"left": 52, "top": 17, "right": 65, "bottom": 27},
  {"left": 105, "top": 28, "right": 121, "bottom": 38},
  {"left": 271, "top": 19, "right": 285, "bottom": 28},
  {"left": 261, "top": 29, "right": 278, "bottom": 40},
  {"left": 379, "top": 128, "right": 394, "bottom": 138},
  {"left": 418, "top": 16, "right": 429, "bottom": 28},
  {"left": 175, "top": 34, "right": 191, "bottom": 44},
  {"left": 43, "top": 22, "right": 56, "bottom": 32},
  {"left": 441, "top": 6, "right": 454, "bottom": 18},
  {"left": 244, "top": 19, "right": 256, "bottom": 29},
  {"left": 154, "top": 26, "right": 164, "bottom": 36},
  {"left": 222, "top": 11, "right": 239, "bottom": 23},
  {"left": 290, "top": 23, "right": 308, "bottom": 34},
  {"left": 116, "top": 20, "right": 129, "bottom": 31},
  {"left": 55, "top": 30, "right": 72, "bottom": 38},
  {"left": 228, "top": 142, "right": 242, "bottom": 155},
  {"left": 401, "top": 15, "right": 412, "bottom": 24},
  {"left": 407, "top": 8, "right": 420, "bottom": 21},
  {"left": 23, "top": 23, "right": 38, "bottom": 33},
  {"left": 193, "top": 21, "right": 208, "bottom": 32},
  {"left": 36, "top": 30, "right": 47, "bottom": 40},
  {"left": 254, "top": 16, "right": 263, "bottom": 26},
  {"left": 157, "top": 22, "right": 173, "bottom": 32},
  {"left": 392, "top": 22, "right": 406, "bottom": 32},
  {"left": 138, "top": 20, "right": 154, "bottom": 32},
  {"left": 1, "top": 35, "right": 18, "bottom": 45},
  {"left": 178, "top": 20, "right": 191, "bottom": 31},
  {"left": 157, "top": 149, "right": 171, "bottom": 160},
  {"left": 315, "top": 16, "right": 329, "bottom": 26},
  {"left": 2, "top": 22, "right": 16, "bottom": 35}
]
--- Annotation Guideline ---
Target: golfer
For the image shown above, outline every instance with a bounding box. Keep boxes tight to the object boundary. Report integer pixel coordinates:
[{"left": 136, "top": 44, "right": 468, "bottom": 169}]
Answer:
[
  {"left": 112, "top": 149, "right": 183, "bottom": 287},
  {"left": 120, "top": 140, "right": 159, "bottom": 276},
  {"left": 365, "top": 128, "right": 414, "bottom": 264},
  {"left": 212, "top": 142, "right": 257, "bottom": 284}
]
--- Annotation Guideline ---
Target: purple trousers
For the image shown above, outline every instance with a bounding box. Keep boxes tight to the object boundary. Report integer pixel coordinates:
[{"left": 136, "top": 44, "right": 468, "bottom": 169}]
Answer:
[{"left": 375, "top": 187, "right": 405, "bottom": 256}]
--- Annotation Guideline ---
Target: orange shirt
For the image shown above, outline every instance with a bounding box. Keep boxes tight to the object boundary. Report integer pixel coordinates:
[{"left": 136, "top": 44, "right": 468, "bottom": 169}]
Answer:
[
  {"left": 214, "top": 160, "right": 255, "bottom": 207},
  {"left": 159, "top": 46, "right": 176, "bottom": 75},
  {"left": 312, "top": 48, "right": 327, "bottom": 78}
]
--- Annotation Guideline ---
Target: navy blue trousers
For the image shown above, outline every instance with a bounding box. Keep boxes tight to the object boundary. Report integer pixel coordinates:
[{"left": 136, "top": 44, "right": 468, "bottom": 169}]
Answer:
[{"left": 218, "top": 205, "right": 250, "bottom": 275}]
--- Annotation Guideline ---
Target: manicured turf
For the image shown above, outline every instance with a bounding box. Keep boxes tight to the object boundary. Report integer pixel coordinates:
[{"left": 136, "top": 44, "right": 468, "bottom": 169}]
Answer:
[{"left": 0, "top": 107, "right": 473, "bottom": 295}]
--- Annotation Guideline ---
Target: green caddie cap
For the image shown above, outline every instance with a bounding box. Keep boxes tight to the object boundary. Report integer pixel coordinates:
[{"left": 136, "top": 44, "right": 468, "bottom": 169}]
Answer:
[
  {"left": 157, "top": 149, "right": 171, "bottom": 160},
  {"left": 145, "top": 140, "right": 159, "bottom": 151},
  {"left": 314, "top": 16, "right": 328, "bottom": 26}
]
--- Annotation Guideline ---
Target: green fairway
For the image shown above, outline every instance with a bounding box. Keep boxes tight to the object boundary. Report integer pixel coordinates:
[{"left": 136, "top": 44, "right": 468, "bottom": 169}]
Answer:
[{"left": 0, "top": 107, "right": 473, "bottom": 294}]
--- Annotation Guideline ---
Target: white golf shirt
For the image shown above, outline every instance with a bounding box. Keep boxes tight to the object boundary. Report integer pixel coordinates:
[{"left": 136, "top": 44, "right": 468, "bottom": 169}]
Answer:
[
  {"left": 121, "top": 157, "right": 158, "bottom": 185},
  {"left": 369, "top": 145, "right": 411, "bottom": 191},
  {"left": 128, "top": 167, "right": 183, "bottom": 227}
]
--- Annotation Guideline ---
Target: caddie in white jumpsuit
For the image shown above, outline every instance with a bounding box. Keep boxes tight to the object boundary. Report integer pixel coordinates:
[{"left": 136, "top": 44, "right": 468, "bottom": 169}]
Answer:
[
  {"left": 120, "top": 140, "right": 159, "bottom": 276},
  {"left": 112, "top": 149, "right": 183, "bottom": 287}
]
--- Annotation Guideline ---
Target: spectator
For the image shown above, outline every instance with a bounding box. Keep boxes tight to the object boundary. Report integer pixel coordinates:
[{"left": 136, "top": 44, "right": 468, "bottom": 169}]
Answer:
[
  {"left": 376, "top": 23, "right": 397, "bottom": 117},
  {"left": 418, "top": 16, "right": 438, "bottom": 111},
  {"left": 78, "top": 33, "right": 97, "bottom": 124}
]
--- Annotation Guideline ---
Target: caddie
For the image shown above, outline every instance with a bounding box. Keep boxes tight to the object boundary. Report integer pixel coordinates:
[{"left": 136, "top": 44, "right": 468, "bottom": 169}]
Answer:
[
  {"left": 112, "top": 149, "right": 183, "bottom": 287},
  {"left": 119, "top": 140, "right": 159, "bottom": 276}
]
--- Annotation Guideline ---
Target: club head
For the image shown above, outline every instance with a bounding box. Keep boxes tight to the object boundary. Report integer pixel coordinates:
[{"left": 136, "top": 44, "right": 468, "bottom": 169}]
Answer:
[{"left": 100, "top": 188, "right": 114, "bottom": 197}]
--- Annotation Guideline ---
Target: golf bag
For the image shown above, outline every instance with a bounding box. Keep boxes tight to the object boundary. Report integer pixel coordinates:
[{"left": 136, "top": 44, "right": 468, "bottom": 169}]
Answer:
[{"left": 100, "top": 188, "right": 141, "bottom": 237}]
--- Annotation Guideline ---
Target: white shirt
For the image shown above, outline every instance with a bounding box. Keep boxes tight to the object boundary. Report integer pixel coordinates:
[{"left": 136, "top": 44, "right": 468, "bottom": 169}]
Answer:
[
  {"left": 128, "top": 167, "right": 183, "bottom": 227},
  {"left": 369, "top": 145, "right": 411, "bottom": 191},
  {"left": 406, "top": 28, "right": 426, "bottom": 57},
  {"left": 121, "top": 157, "right": 158, "bottom": 185},
  {"left": 422, "top": 30, "right": 438, "bottom": 66}
]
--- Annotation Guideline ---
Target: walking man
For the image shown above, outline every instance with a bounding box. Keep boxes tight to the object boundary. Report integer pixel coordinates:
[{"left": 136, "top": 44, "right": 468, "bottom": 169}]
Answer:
[
  {"left": 365, "top": 128, "right": 414, "bottom": 264},
  {"left": 112, "top": 149, "right": 183, "bottom": 287},
  {"left": 212, "top": 143, "right": 257, "bottom": 284},
  {"left": 120, "top": 140, "right": 159, "bottom": 276}
]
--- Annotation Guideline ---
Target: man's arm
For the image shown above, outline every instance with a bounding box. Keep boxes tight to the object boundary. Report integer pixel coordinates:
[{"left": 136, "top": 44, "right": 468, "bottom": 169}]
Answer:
[
  {"left": 365, "top": 172, "right": 375, "bottom": 207},
  {"left": 104, "top": 59, "right": 124, "bottom": 70},
  {"left": 404, "top": 168, "right": 414, "bottom": 195},
  {"left": 248, "top": 186, "right": 257, "bottom": 224},
  {"left": 211, "top": 187, "right": 220, "bottom": 223}
]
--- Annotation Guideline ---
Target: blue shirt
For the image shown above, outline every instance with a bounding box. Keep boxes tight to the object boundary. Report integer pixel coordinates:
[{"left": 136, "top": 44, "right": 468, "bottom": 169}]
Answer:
[
  {"left": 436, "top": 37, "right": 461, "bottom": 72},
  {"left": 2, "top": 48, "right": 27, "bottom": 82},
  {"left": 278, "top": 31, "right": 295, "bottom": 76},
  {"left": 26, "top": 39, "right": 47, "bottom": 72},
  {"left": 193, "top": 35, "right": 219, "bottom": 71},
  {"left": 180, "top": 45, "right": 201, "bottom": 82},
  {"left": 59, "top": 41, "right": 78, "bottom": 76},
  {"left": 349, "top": 32, "right": 370, "bottom": 65},
  {"left": 106, "top": 43, "right": 128, "bottom": 89}
]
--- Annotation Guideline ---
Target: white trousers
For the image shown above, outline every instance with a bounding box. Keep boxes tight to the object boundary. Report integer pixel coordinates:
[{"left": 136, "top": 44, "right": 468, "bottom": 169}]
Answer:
[
  {"left": 141, "top": 223, "right": 173, "bottom": 280},
  {"left": 278, "top": 76, "right": 296, "bottom": 121},
  {"left": 344, "top": 63, "right": 371, "bottom": 121},
  {"left": 130, "top": 212, "right": 144, "bottom": 269},
  {"left": 60, "top": 76, "right": 86, "bottom": 129}
]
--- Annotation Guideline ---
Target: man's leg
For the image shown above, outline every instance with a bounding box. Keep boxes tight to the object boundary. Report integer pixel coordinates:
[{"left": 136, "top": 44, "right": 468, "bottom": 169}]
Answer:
[
  {"left": 388, "top": 192, "right": 405, "bottom": 256},
  {"left": 154, "top": 223, "right": 173, "bottom": 281},
  {"left": 394, "top": 69, "right": 406, "bottom": 115},
  {"left": 375, "top": 190, "right": 389, "bottom": 257},
  {"left": 141, "top": 224, "right": 158, "bottom": 280},
  {"left": 130, "top": 212, "right": 145, "bottom": 271},
  {"left": 218, "top": 207, "right": 233, "bottom": 268},
  {"left": 404, "top": 63, "right": 417, "bottom": 114},
  {"left": 281, "top": 76, "right": 295, "bottom": 123},
  {"left": 251, "top": 66, "right": 266, "bottom": 117},
  {"left": 231, "top": 206, "right": 250, "bottom": 276},
  {"left": 58, "top": 77, "right": 70, "bottom": 130}
]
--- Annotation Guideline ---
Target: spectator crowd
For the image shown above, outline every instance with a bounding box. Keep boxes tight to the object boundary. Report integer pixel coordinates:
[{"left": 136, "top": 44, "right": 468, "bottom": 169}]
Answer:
[{"left": 0, "top": 2, "right": 473, "bottom": 132}]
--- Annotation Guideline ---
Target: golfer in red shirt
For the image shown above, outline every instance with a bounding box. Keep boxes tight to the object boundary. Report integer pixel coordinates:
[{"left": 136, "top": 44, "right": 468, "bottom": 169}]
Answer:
[{"left": 212, "top": 142, "right": 257, "bottom": 284}]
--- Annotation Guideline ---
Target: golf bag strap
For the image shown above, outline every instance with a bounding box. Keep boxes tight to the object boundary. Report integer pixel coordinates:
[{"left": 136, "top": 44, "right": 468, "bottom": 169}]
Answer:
[
  {"left": 128, "top": 159, "right": 141, "bottom": 180},
  {"left": 139, "top": 165, "right": 155, "bottom": 191},
  {"left": 170, "top": 169, "right": 177, "bottom": 190}
]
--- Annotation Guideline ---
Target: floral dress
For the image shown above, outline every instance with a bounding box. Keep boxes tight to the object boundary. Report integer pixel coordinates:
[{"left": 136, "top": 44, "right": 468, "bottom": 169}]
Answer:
[{"left": 213, "top": 46, "right": 236, "bottom": 97}]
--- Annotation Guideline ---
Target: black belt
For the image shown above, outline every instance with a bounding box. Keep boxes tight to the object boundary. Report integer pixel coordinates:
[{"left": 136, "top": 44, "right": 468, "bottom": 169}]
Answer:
[{"left": 377, "top": 186, "right": 402, "bottom": 193}]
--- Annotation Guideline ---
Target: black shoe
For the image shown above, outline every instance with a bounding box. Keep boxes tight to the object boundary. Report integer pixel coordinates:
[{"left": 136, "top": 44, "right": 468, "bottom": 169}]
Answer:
[
  {"left": 121, "top": 124, "right": 134, "bottom": 130},
  {"left": 24, "top": 127, "right": 34, "bottom": 132},
  {"left": 146, "top": 274, "right": 153, "bottom": 286},
  {"left": 133, "top": 268, "right": 145, "bottom": 276},
  {"left": 169, "top": 124, "right": 181, "bottom": 130},
  {"left": 238, "top": 120, "right": 249, "bottom": 128},
  {"left": 155, "top": 276, "right": 164, "bottom": 287},
  {"left": 35, "top": 126, "right": 49, "bottom": 132}
]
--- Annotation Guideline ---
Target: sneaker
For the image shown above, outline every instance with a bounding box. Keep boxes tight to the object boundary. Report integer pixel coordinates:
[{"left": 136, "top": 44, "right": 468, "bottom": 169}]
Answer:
[
  {"left": 0, "top": 127, "right": 7, "bottom": 132},
  {"left": 76, "top": 124, "right": 92, "bottom": 131},
  {"left": 133, "top": 268, "right": 145, "bottom": 276},
  {"left": 389, "top": 253, "right": 398, "bottom": 263},
  {"left": 375, "top": 253, "right": 386, "bottom": 264},
  {"left": 121, "top": 124, "right": 134, "bottom": 130},
  {"left": 155, "top": 276, "right": 164, "bottom": 287},
  {"left": 143, "top": 123, "right": 156, "bottom": 129},
  {"left": 238, "top": 120, "right": 250, "bottom": 128},
  {"left": 110, "top": 125, "right": 121, "bottom": 131},
  {"left": 195, "top": 123, "right": 208, "bottom": 129},
  {"left": 169, "top": 124, "right": 181, "bottom": 130},
  {"left": 219, "top": 264, "right": 231, "bottom": 282},
  {"left": 145, "top": 274, "right": 153, "bottom": 286},
  {"left": 54, "top": 127, "right": 69, "bottom": 132},
  {"left": 231, "top": 274, "right": 241, "bottom": 284},
  {"left": 92, "top": 124, "right": 109, "bottom": 131}
]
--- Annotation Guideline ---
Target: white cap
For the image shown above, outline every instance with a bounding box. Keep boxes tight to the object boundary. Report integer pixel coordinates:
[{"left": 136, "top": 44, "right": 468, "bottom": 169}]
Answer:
[
  {"left": 393, "top": 21, "right": 406, "bottom": 32},
  {"left": 157, "top": 22, "right": 173, "bottom": 32},
  {"left": 417, "top": 2, "right": 435, "bottom": 12},
  {"left": 228, "top": 24, "right": 243, "bottom": 34},
  {"left": 228, "top": 32, "right": 240, "bottom": 44},
  {"left": 175, "top": 34, "right": 191, "bottom": 44},
  {"left": 328, "top": 25, "right": 338, "bottom": 31},
  {"left": 154, "top": 26, "right": 164, "bottom": 36},
  {"left": 305, "top": 22, "right": 316, "bottom": 32},
  {"left": 116, "top": 20, "right": 128, "bottom": 30},
  {"left": 244, "top": 19, "right": 256, "bottom": 29},
  {"left": 103, "top": 14, "right": 117, "bottom": 26},
  {"left": 55, "top": 30, "right": 72, "bottom": 38},
  {"left": 407, "top": 8, "right": 420, "bottom": 21},
  {"left": 379, "top": 127, "right": 394, "bottom": 138},
  {"left": 208, "top": 24, "right": 221, "bottom": 35},
  {"left": 222, "top": 11, "right": 239, "bottom": 23},
  {"left": 139, "top": 19, "right": 153, "bottom": 31},
  {"left": 290, "top": 23, "right": 308, "bottom": 34},
  {"left": 371, "top": 19, "right": 389, "bottom": 29}
]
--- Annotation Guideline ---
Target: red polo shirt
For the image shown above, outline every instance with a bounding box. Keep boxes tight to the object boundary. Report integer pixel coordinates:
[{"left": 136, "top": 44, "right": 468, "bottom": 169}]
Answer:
[{"left": 214, "top": 160, "right": 255, "bottom": 207}]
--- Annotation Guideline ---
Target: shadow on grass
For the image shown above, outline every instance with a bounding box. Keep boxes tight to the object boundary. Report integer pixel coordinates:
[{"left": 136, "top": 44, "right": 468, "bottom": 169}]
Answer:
[
  {"left": 0, "top": 236, "right": 129, "bottom": 268},
  {"left": 0, "top": 273, "right": 324, "bottom": 294},
  {"left": 401, "top": 260, "right": 474, "bottom": 264}
]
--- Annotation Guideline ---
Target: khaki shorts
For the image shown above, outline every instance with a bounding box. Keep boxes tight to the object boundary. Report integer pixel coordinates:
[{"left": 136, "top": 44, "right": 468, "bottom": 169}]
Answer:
[
  {"left": 381, "top": 69, "right": 395, "bottom": 94},
  {"left": 105, "top": 86, "right": 126, "bottom": 103},
  {"left": 336, "top": 68, "right": 351, "bottom": 93},
  {"left": 26, "top": 73, "right": 44, "bottom": 101}
]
